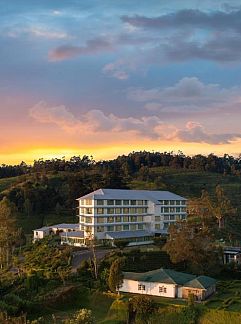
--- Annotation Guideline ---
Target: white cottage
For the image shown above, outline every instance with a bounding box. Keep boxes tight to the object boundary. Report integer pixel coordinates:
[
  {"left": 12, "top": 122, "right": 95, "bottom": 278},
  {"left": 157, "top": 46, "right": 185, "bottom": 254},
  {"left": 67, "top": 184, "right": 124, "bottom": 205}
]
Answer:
[{"left": 120, "top": 268, "right": 216, "bottom": 301}]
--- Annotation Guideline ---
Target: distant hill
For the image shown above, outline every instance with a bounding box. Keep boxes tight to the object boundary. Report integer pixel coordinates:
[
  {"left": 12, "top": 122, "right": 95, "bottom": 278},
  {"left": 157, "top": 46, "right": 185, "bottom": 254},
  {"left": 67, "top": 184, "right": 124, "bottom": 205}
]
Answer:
[{"left": 1, "top": 164, "right": 241, "bottom": 235}]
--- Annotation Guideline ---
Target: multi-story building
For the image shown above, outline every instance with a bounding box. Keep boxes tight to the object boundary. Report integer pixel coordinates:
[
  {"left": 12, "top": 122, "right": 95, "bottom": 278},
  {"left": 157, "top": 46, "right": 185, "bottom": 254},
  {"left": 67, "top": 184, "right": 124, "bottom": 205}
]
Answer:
[{"left": 76, "top": 188, "right": 187, "bottom": 246}]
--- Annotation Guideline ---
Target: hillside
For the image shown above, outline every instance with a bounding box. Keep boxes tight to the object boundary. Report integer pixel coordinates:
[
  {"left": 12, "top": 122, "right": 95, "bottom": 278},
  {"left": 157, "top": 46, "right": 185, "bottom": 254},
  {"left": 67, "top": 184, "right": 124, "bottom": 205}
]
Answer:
[{"left": 1, "top": 167, "right": 241, "bottom": 235}]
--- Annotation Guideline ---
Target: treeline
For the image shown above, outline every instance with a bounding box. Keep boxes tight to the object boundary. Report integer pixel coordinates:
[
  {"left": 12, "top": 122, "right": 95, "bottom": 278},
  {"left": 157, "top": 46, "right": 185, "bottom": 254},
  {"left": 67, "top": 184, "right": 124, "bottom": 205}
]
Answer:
[{"left": 1, "top": 151, "right": 241, "bottom": 179}]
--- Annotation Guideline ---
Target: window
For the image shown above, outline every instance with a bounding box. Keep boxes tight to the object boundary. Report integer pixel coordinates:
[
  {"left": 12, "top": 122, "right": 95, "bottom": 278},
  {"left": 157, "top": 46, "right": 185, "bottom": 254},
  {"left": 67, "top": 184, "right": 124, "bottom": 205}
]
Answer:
[
  {"left": 155, "top": 216, "right": 160, "bottom": 222},
  {"left": 123, "top": 208, "right": 129, "bottom": 214},
  {"left": 164, "top": 215, "right": 169, "bottom": 221},
  {"left": 170, "top": 207, "right": 175, "bottom": 213},
  {"left": 155, "top": 224, "right": 160, "bottom": 229},
  {"left": 107, "top": 200, "right": 114, "bottom": 205},
  {"left": 115, "top": 207, "right": 121, "bottom": 214},
  {"left": 130, "top": 216, "right": 137, "bottom": 222},
  {"left": 182, "top": 200, "right": 186, "bottom": 205},
  {"left": 176, "top": 207, "right": 180, "bottom": 212},
  {"left": 137, "top": 207, "right": 144, "bottom": 214},
  {"left": 97, "top": 208, "right": 104, "bottom": 214},
  {"left": 80, "top": 199, "right": 85, "bottom": 205},
  {"left": 115, "top": 216, "right": 122, "bottom": 222},
  {"left": 170, "top": 215, "right": 175, "bottom": 221},
  {"left": 97, "top": 217, "right": 105, "bottom": 223},
  {"left": 85, "top": 199, "right": 92, "bottom": 205},
  {"left": 85, "top": 217, "right": 93, "bottom": 224},
  {"left": 107, "top": 217, "right": 114, "bottom": 223},
  {"left": 170, "top": 200, "right": 175, "bottom": 205},
  {"left": 86, "top": 208, "right": 92, "bottom": 214},
  {"left": 115, "top": 225, "right": 122, "bottom": 231},
  {"left": 107, "top": 208, "right": 114, "bottom": 214},
  {"left": 123, "top": 200, "right": 129, "bottom": 205},
  {"left": 115, "top": 200, "right": 122, "bottom": 205},
  {"left": 137, "top": 216, "right": 143, "bottom": 222},
  {"left": 164, "top": 200, "right": 169, "bottom": 205},
  {"left": 130, "top": 224, "right": 136, "bottom": 231},
  {"left": 35, "top": 231, "right": 38, "bottom": 236},
  {"left": 97, "top": 200, "right": 104, "bottom": 206},
  {"left": 176, "top": 200, "right": 180, "bottom": 205},
  {"left": 138, "top": 224, "right": 144, "bottom": 230},
  {"left": 107, "top": 225, "right": 114, "bottom": 232},
  {"left": 130, "top": 208, "right": 137, "bottom": 214},
  {"left": 97, "top": 226, "right": 104, "bottom": 232},
  {"left": 130, "top": 200, "right": 136, "bottom": 205},
  {"left": 137, "top": 200, "right": 143, "bottom": 205},
  {"left": 159, "top": 286, "right": 167, "bottom": 293},
  {"left": 163, "top": 222, "right": 169, "bottom": 229},
  {"left": 123, "top": 216, "right": 129, "bottom": 222},
  {"left": 123, "top": 224, "right": 129, "bottom": 230},
  {"left": 138, "top": 284, "right": 145, "bottom": 291},
  {"left": 164, "top": 207, "right": 169, "bottom": 213}
]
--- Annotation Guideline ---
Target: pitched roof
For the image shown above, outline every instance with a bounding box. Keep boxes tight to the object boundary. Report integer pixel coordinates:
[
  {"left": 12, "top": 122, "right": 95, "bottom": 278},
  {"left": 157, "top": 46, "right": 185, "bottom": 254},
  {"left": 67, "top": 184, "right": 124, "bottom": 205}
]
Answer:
[
  {"left": 77, "top": 189, "right": 186, "bottom": 203},
  {"left": 184, "top": 276, "right": 216, "bottom": 289},
  {"left": 123, "top": 268, "right": 195, "bottom": 285}
]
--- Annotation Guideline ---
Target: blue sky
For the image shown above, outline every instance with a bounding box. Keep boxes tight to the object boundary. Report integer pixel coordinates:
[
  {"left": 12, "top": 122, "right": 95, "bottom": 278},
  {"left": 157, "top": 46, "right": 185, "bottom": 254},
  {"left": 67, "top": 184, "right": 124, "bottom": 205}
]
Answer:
[{"left": 1, "top": 0, "right": 241, "bottom": 163}]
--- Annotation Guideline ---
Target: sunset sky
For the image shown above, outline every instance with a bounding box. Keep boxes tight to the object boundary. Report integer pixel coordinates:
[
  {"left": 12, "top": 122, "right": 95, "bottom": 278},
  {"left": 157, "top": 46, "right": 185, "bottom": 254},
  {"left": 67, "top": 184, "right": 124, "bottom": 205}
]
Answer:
[{"left": 1, "top": 0, "right": 241, "bottom": 164}]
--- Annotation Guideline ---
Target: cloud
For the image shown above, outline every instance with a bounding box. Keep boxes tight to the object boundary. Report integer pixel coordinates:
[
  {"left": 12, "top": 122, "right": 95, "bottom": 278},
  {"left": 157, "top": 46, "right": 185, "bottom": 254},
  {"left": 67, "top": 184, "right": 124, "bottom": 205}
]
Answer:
[
  {"left": 121, "top": 8, "right": 241, "bottom": 32},
  {"left": 174, "top": 122, "right": 240, "bottom": 144},
  {"left": 48, "top": 37, "right": 114, "bottom": 61},
  {"left": 29, "top": 101, "right": 241, "bottom": 145},
  {"left": 102, "top": 60, "right": 130, "bottom": 80},
  {"left": 6, "top": 26, "right": 70, "bottom": 40},
  {"left": 128, "top": 77, "right": 241, "bottom": 113}
]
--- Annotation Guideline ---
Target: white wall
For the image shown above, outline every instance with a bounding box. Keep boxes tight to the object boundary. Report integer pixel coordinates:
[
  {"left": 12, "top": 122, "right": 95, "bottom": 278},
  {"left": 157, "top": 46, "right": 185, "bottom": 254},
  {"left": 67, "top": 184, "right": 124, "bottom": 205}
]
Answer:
[{"left": 120, "top": 279, "right": 176, "bottom": 298}]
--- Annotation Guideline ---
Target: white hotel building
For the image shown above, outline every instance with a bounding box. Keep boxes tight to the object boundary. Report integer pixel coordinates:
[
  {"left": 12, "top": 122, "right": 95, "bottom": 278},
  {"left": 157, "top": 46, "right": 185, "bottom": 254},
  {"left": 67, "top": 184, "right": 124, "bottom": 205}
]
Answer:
[
  {"left": 33, "top": 189, "right": 187, "bottom": 246},
  {"left": 72, "top": 188, "right": 187, "bottom": 246}
]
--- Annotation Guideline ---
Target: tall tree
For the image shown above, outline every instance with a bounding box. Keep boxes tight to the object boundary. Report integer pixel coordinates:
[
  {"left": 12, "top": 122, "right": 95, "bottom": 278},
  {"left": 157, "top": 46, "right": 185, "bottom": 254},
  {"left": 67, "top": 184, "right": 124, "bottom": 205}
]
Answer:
[
  {"left": 0, "top": 197, "right": 18, "bottom": 269},
  {"left": 213, "top": 185, "right": 236, "bottom": 229},
  {"left": 108, "top": 258, "right": 124, "bottom": 294},
  {"left": 164, "top": 220, "right": 221, "bottom": 275}
]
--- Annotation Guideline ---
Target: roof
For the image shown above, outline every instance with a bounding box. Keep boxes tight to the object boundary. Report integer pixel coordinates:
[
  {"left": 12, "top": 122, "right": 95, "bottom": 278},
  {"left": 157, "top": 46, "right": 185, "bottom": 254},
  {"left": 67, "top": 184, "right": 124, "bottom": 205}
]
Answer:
[
  {"left": 77, "top": 189, "right": 186, "bottom": 204},
  {"left": 106, "top": 230, "right": 153, "bottom": 240},
  {"left": 33, "top": 223, "right": 79, "bottom": 232},
  {"left": 34, "top": 226, "right": 51, "bottom": 232},
  {"left": 123, "top": 268, "right": 195, "bottom": 285},
  {"left": 184, "top": 276, "right": 216, "bottom": 289},
  {"left": 51, "top": 223, "right": 79, "bottom": 229},
  {"left": 60, "top": 231, "right": 84, "bottom": 238}
]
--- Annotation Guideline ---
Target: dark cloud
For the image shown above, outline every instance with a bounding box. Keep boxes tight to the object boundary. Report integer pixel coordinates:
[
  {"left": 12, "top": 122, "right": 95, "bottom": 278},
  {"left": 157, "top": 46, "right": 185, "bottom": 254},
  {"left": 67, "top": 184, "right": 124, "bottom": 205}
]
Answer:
[
  {"left": 122, "top": 8, "right": 241, "bottom": 32},
  {"left": 164, "top": 33, "right": 241, "bottom": 62}
]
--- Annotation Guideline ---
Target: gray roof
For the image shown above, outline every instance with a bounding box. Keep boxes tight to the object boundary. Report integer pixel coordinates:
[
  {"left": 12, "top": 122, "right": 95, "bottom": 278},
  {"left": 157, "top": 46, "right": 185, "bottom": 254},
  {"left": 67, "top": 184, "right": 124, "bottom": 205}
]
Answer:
[
  {"left": 105, "top": 230, "right": 153, "bottom": 240},
  {"left": 34, "top": 223, "right": 79, "bottom": 232},
  {"left": 77, "top": 189, "right": 186, "bottom": 204},
  {"left": 51, "top": 223, "right": 79, "bottom": 229},
  {"left": 34, "top": 226, "right": 51, "bottom": 232},
  {"left": 60, "top": 231, "right": 84, "bottom": 238}
]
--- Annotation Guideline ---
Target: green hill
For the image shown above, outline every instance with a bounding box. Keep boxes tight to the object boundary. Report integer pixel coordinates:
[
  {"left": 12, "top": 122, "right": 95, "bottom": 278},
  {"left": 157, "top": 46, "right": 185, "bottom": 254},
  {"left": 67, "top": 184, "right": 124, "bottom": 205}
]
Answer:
[{"left": 1, "top": 167, "right": 241, "bottom": 234}]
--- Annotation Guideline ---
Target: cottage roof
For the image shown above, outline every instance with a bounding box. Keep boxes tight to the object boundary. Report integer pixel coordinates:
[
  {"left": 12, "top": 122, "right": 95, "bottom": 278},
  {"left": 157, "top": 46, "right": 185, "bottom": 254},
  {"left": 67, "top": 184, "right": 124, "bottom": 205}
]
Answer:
[
  {"left": 184, "top": 276, "right": 216, "bottom": 289},
  {"left": 123, "top": 268, "right": 195, "bottom": 285}
]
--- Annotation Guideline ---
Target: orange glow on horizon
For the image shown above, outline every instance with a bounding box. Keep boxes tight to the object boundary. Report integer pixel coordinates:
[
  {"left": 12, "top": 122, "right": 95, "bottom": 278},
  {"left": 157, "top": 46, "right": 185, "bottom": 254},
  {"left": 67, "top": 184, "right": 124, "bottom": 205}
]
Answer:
[{"left": 1, "top": 139, "right": 241, "bottom": 165}]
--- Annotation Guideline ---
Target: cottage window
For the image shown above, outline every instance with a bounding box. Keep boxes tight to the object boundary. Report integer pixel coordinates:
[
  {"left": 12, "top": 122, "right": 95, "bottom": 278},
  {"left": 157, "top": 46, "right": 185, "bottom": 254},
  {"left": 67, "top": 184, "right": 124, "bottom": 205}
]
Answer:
[
  {"left": 159, "top": 286, "right": 167, "bottom": 293},
  {"left": 138, "top": 284, "right": 145, "bottom": 291}
]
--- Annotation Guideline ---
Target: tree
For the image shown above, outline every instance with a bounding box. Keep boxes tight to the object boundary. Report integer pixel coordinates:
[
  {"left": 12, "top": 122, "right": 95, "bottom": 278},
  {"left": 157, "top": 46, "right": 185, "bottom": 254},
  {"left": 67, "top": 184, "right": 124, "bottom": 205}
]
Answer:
[
  {"left": 108, "top": 258, "right": 124, "bottom": 294},
  {"left": 64, "top": 308, "right": 95, "bottom": 324},
  {"left": 0, "top": 197, "right": 18, "bottom": 269},
  {"left": 213, "top": 185, "right": 236, "bottom": 229},
  {"left": 164, "top": 220, "right": 221, "bottom": 275},
  {"left": 129, "top": 295, "right": 155, "bottom": 324}
]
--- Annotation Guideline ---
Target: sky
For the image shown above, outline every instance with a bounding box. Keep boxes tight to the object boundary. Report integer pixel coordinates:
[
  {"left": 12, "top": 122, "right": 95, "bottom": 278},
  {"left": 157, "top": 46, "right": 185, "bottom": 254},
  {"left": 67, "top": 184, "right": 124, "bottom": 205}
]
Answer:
[{"left": 1, "top": 0, "right": 241, "bottom": 164}]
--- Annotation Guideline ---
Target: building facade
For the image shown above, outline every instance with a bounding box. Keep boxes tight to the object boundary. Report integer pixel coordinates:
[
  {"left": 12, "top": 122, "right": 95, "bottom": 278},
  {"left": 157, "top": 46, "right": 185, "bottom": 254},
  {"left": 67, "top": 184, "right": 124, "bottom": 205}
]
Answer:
[
  {"left": 120, "top": 268, "right": 216, "bottom": 301},
  {"left": 77, "top": 189, "right": 187, "bottom": 244}
]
